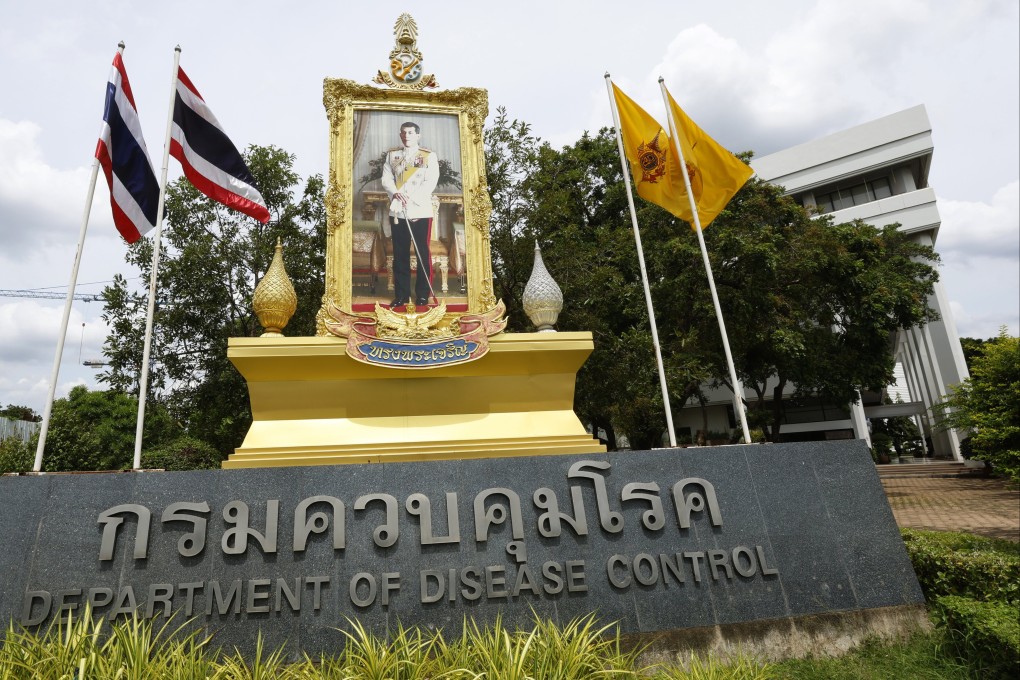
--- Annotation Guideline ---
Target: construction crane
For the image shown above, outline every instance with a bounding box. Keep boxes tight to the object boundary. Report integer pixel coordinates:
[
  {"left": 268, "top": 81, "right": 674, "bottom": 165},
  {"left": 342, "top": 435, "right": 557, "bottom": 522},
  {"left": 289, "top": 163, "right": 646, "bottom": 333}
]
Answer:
[{"left": 0, "top": 289, "right": 102, "bottom": 302}]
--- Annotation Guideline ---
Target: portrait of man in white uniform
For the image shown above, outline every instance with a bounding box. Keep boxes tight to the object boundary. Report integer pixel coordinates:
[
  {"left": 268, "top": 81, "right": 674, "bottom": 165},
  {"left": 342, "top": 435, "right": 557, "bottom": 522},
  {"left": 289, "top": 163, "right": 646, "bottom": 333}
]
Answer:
[{"left": 380, "top": 121, "right": 440, "bottom": 308}]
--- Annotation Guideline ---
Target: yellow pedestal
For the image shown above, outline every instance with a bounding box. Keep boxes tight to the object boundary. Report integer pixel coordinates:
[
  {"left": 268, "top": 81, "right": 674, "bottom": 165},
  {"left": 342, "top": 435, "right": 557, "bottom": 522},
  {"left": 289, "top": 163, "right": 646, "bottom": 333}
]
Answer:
[{"left": 224, "top": 332, "right": 606, "bottom": 468}]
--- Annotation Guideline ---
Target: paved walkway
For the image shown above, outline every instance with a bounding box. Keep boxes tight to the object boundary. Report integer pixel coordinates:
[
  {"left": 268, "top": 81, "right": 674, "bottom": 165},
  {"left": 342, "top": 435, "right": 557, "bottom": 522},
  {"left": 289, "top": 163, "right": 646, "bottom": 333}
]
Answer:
[{"left": 881, "top": 476, "right": 1020, "bottom": 542}]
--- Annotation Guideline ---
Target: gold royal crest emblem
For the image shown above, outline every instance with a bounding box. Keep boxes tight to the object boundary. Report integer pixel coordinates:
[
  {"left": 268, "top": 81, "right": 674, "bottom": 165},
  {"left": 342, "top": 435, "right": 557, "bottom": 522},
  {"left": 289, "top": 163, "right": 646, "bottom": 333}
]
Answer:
[
  {"left": 373, "top": 13, "right": 439, "bottom": 90},
  {"left": 636, "top": 130, "right": 668, "bottom": 184}
]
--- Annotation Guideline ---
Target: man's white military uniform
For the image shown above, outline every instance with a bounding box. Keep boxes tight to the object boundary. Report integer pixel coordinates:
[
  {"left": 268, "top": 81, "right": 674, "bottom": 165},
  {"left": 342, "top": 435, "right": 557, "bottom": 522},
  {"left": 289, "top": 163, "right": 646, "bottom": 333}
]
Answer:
[{"left": 381, "top": 127, "right": 440, "bottom": 306}]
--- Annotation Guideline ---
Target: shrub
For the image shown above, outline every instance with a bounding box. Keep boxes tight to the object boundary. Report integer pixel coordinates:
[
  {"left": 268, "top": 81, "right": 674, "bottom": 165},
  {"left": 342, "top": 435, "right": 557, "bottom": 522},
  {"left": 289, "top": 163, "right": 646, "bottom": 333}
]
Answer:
[
  {"left": 142, "top": 436, "right": 223, "bottom": 471},
  {"left": 934, "top": 595, "right": 1020, "bottom": 679},
  {"left": 935, "top": 329, "right": 1020, "bottom": 482},
  {"left": 0, "top": 606, "right": 216, "bottom": 679},
  {"left": 901, "top": 528, "right": 1020, "bottom": 604},
  {"left": 0, "top": 435, "right": 35, "bottom": 474},
  {"left": 871, "top": 431, "right": 894, "bottom": 460},
  {"left": 43, "top": 386, "right": 180, "bottom": 471}
]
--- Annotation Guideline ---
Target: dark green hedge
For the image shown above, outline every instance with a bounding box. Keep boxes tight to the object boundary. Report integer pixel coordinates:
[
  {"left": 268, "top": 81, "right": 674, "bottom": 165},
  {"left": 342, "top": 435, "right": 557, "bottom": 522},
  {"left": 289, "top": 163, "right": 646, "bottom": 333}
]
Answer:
[
  {"left": 935, "top": 595, "right": 1019, "bottom": 679},
  {"left": 901, "top": 528, "right": 1020, "bottom": 604},
  {"left": 141, "top": 436, "right": 223, "bottom": 471}
]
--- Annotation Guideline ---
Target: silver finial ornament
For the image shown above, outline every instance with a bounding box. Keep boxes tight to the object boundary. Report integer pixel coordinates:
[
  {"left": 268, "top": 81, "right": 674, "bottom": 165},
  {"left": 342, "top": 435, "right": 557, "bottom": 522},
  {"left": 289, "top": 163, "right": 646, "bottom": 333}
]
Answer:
[{"left": 523, "top": 241, "right": 563, "bottom": 332}]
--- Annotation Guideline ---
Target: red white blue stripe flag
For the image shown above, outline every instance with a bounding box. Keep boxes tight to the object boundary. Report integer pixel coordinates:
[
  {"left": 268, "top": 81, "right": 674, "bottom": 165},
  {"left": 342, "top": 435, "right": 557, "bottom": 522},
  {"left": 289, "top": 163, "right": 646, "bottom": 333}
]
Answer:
[
  {"left": 170, "top": 68, "right": 270, "bottom": 223},
  {"left": 95, "top": 52, "right": 160, "bottom": 244}
]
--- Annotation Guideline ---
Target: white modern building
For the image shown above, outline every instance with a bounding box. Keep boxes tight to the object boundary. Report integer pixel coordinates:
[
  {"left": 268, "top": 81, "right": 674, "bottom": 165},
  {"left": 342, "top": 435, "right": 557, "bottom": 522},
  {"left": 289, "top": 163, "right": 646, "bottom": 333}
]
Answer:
[{"left": 675, "top": 105, "right": 968, "bottom": 459}]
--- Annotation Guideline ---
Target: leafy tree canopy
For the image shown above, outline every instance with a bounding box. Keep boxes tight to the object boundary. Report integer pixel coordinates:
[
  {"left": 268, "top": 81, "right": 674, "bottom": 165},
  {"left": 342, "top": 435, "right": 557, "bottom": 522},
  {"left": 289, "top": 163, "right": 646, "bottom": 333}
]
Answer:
[
  {"left": 42, "top": 385, "right": 179, "bottom": 471},
  {"left": 0, "top": 404, "right": 41, "bottom": 422},
  {"left": 485, "top": 112, "right": 941, "bottom": 445},
  {"left": 100, "top": 145, "right": 325, "bottom": 456},
  {"left": 937, "top": 328, "right": 1020, "bottom": 481},
  {"left": 95, "top": 118, "right": 944, "bottom": 455},
  {"left": 959, "top": 336, "right": 993, "bottom": 371}
]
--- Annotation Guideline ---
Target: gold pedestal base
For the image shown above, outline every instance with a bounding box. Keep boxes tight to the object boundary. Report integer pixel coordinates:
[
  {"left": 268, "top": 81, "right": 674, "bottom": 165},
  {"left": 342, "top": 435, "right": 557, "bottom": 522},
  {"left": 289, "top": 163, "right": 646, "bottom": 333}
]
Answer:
[{"left": 224, "top": 332, "right": 606, "bottom": 468}]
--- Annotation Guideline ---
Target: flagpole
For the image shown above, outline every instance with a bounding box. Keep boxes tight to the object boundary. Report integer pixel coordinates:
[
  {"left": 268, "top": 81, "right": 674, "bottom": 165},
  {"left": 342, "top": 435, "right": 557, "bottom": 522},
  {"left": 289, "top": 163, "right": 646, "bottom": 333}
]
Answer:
[
  {"left": 604, "top": 73, "right": 677, "bottom": 448},
  {"left": 657, "top": 77, "right": 751, "bottom": 445},
  {"left": 32, "top": 44, "right": 130, "bottom": 473},
  {"left": 132, "top": 45, "right": 181, "bottom": 470}
]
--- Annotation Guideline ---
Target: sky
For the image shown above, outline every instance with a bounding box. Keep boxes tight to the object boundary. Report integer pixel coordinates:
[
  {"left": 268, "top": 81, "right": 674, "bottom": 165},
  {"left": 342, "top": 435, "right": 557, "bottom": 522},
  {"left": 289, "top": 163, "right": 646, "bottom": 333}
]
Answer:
[{"left": 1, "top": 0, "right": 1017, "bottom": 414}]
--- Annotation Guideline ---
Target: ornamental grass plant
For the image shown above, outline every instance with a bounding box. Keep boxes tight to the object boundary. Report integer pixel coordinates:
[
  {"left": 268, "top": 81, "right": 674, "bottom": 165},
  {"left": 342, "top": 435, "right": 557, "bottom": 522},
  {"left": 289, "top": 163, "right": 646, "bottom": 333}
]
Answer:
[
  {"left": 0, "top": 605, "right": 994, "bottom": 679},
  {"left": 0, "top": 604, "right": 216, "bottom": 680}
]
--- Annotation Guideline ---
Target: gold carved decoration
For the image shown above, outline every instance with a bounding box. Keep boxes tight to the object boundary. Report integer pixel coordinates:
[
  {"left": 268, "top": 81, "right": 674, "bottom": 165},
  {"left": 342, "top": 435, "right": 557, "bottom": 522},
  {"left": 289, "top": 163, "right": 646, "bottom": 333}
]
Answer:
[
  {"left": 253, "top": 239, "right": 298, "bottom": 337},
  {"left": 374, "top": 302, "right": 452, "bottom": 340},
  {"left": 318, "top": 77, "right": 497, "bottom": 335},
  {"left": 468, "top": 185, "right": 492, "bottom": 237},
  {"left": 325, "top": 180, "right": 348, "bottom": 231},
  {"left": 373, "top": 13, "right": 438, "bottom": 90}
]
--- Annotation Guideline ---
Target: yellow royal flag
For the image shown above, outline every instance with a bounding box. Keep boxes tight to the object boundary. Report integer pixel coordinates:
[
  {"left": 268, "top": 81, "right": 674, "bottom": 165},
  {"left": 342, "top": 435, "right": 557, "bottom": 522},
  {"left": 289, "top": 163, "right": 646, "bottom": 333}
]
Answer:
[
  {"left": 665, "top": 88, "right": 753, "bottom": 229},
  {"left": 611, "top": 84, "right": 688, "bottom": 220}
]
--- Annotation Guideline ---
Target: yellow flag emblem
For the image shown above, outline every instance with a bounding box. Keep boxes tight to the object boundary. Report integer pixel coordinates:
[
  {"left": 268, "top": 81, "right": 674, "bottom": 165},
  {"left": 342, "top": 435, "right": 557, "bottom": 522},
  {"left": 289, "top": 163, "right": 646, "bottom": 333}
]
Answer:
[
  {"left": 612, "top": 83, "right": 751, "bottom": 229},
  {"left": 611, "top": 84, "right": 688, "bottom": 218},
  {"left": 636, "top": 131, "right": 668, "bottom": 184}
]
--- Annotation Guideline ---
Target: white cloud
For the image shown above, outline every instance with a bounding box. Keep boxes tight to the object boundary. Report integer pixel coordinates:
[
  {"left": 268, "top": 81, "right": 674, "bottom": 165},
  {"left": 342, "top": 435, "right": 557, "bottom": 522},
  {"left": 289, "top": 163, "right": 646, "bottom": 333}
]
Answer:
[
  {"left": 937, "top": 181, "right": 1020, "bottom": 263},
  {"left": 0, "top": 119, "right": 97, "bottom": 256},
  {"left": 630, "top": 0, "right": 1010, "bottom": 159},
  {"left": 0, "top": 300, "right": 108, "bottom": 411},
  {"left": 937, "top": 180, "right": 1020, "bottom": 338},
  {"left": 0, "top": 300, "right": 107, "bottom": 364},
  {"left": 948, "top": 290, "right": 1019, "bottom": 340}
]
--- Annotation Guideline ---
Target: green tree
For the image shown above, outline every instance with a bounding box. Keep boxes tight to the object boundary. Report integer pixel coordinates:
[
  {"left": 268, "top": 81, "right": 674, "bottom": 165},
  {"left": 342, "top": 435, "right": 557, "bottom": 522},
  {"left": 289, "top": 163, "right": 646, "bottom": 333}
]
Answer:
[
  {"left": 42, "top": 386, "right": 179, "bottom": 471},
  {"left": 484, "top": 107, "right": 542, "bottom": 330},
  {"left": 0, "top": 434, "right": 35, "bottom": 473},
  {"left": 100, "top": 145, "right": 325, "bottom": 455},
  {"left": 959, "top": 336, "right": 991, "bottom": 372},
  {"left": 937, "top": 328, "right": 1020, "bottom": 481},
  {"left": 643, "top": 169, "right": 941, "bottom": 440},
  {"left": 0, "top": 404, "right": 41, "bottom": 422},
  {"left": 498, "top": 126, "right": 712, "bottom": 449},
  {"left": 872, "top": 411, "right": 924, "bottom": 456},
  {"left": 485, "top": 117, "right": 942, "bottom": 446}
]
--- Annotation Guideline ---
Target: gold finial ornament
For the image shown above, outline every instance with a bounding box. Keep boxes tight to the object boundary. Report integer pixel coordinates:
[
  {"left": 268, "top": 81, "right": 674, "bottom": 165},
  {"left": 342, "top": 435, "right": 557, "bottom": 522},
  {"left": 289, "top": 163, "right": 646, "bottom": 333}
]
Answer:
[
  {"left": 523, "top": 241, "right": 563, "bottom": 332},
  {"left": 373, "top": 13, "right": 439, "bottom": 90},
  {"left": 253, "top": 238, "right": 298, "bottom": 337}
]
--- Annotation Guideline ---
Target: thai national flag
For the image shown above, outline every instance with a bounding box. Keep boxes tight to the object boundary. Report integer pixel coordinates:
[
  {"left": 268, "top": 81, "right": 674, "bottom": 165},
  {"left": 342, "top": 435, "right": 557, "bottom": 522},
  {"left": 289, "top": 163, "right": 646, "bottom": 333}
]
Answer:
[
  {"left": 95, "top": 52, "right": 160, "bottom": 244},
  {"left": 170, "top": 68, "right": 270, "bottom": 223}
]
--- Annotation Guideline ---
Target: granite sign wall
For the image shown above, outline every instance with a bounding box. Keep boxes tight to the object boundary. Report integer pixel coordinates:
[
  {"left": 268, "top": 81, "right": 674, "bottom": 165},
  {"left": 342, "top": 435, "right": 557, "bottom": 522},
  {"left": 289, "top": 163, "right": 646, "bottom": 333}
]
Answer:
[{"left": 0, "top": 441, "right": 924, "bottom": 656}]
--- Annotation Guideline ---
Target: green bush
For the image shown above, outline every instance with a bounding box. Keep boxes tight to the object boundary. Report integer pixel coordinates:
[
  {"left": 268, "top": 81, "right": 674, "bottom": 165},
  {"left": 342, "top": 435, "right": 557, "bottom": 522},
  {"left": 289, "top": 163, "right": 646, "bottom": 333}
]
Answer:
[
  {"left": 0, "top": 435, "right": 35, "bottom": 474},
  {"left": 901, "top": 529, "right": 1020, "bottom": 604},
  {"left": 934, "top": 595, "right": 1020, "bottom": 679},
  {"left": 141, "top": 436, "right": 223, "bottom": 471},
  {"left": 871, "top": 431, "right": 894, "bottom": 457},
  {"left": 935, "top": 329, "right": 1020, "bottom": 482},
  {"left": 43, "top": 386, "right": 180, "bottom": 471}
]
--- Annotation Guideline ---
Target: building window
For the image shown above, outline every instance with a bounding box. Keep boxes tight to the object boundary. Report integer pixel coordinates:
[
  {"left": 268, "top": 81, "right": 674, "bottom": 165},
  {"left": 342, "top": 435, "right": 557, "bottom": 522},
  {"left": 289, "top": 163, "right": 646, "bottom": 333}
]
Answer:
[
  {"left": 815, "top": 176, "right": 892, "bottom": 213},
  {"left": 780, "top": 398, "right": 851, "bottom": 424}
]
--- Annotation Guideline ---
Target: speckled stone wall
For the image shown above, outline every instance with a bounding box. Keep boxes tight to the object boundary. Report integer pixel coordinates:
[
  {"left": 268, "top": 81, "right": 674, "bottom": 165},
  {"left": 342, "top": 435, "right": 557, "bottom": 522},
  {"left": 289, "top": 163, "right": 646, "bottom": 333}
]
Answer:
[{"left": 0, "top": 440, "right": 923, "bottom": 656}]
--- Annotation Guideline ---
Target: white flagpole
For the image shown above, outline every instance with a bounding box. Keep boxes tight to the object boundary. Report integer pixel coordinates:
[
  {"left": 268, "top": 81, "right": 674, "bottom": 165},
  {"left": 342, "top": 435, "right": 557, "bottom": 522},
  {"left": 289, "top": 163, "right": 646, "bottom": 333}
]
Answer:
[
  {"left": 657, "top": 77, "right": 752, "bottom": 445},
  {"left": 132, "top": 46, "right": 181, "bottom": 470},
  {"left": 604, "top": 73, "right": 677, "bottom": 448},
  {"left": 32, "top": 43, "right": 126, "bottom": 472}
]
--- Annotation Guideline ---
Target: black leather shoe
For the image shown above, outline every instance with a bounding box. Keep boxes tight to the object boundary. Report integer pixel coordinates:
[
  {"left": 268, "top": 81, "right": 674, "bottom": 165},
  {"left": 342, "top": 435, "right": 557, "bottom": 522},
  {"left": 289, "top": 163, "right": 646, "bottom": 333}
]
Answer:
[
  {"left": 415, "top": 297, "right": 429, "bottom": 306},
  {"left": 389, "top": 298, "right": 407, "bottom": 308}
]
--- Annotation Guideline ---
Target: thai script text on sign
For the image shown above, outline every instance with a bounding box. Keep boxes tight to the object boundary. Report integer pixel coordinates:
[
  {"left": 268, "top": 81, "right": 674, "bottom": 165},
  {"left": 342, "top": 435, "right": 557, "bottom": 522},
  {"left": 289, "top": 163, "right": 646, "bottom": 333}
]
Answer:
[{"left": 21, "top": 460, "right": 779, "bottom": 625}]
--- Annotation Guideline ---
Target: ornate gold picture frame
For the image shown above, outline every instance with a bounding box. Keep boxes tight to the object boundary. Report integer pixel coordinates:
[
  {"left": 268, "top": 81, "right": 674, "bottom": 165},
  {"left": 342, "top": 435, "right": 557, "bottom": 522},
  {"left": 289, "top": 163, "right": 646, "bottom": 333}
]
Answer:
[{"left": 318, "top": 79, "right": 497, "bottom": 334}]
